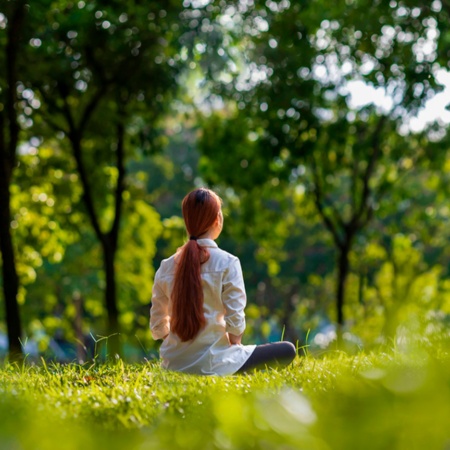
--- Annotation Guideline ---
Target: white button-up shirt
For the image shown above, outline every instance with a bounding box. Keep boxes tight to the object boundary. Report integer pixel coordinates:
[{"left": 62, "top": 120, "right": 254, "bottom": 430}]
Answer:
[{"left": 150, "top": 239, "right": 256, "bottom": 375}]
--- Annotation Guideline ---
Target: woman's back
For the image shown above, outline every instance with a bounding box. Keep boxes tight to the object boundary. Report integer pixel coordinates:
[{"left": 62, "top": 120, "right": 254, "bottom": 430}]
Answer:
[{"left": 151, "top": 238, "right": 256, "bottom": 375}]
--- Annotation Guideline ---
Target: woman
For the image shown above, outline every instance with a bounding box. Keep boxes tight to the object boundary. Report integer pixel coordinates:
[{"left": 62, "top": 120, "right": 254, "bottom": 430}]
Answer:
[{"left": 150, "top": 188, "right": 296, "bottom": 375}]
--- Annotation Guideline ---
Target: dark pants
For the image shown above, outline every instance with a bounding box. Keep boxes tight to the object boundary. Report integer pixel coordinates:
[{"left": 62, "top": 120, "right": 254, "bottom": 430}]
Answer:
[{"left": 236, "top": 341, "right": 297, "bottom": 373}]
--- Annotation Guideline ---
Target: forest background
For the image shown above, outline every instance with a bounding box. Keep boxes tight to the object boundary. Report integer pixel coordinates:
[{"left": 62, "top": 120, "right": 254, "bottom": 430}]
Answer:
[{"left": 1, "top": 0, "right": 450, "bottom": 361}]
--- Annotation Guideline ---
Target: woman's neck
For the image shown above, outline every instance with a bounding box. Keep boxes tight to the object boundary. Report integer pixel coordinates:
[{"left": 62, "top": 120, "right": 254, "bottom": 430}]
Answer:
[
  {"left": 199, "top": 230, "right": 215, "bottom": 240},
  {"left": 199, "top": 225, "right": 221, "bottom": 240}
]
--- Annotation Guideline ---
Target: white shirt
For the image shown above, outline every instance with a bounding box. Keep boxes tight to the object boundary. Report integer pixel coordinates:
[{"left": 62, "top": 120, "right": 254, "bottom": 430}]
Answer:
[{"left": 150, "top": 238, "right": 256, "bottom": 375}]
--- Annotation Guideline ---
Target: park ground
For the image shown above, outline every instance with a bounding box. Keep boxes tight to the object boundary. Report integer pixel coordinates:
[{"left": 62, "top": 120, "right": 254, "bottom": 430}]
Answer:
[{"left": 1, "top": 336, "right": 450, "bottom": 450}]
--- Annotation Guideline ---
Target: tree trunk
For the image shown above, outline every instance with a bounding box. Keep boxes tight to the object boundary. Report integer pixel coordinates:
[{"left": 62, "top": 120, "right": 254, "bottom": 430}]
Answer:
[
  {"left": 0, "top": 1, "right": 27, "bottom": 361},
  {"left": 0, "top": 168, "right": 22, "bottom": 360},
  {"left": 102, "top": 240, "right": 120, "bottom": 358},
  {"left": 73, "top": 292, "right": 86, "bottom": 363},
  {"left": 69, "top": 133, "right": 122, "bottom": 357},
  {"left": 336, "top": 243, "right": 351, "bottom": 343}
]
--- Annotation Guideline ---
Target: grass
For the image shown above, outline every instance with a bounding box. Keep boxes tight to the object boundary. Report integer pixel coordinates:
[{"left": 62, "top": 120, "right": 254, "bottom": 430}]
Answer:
[{"left": 1, "top": 340, "right": 450, "bottom": 450}]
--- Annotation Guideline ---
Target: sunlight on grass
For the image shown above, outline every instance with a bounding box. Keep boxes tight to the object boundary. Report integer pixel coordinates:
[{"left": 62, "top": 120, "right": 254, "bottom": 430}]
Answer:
[{"left": 1, "top": 339, "right": 450, "bottom": 450}]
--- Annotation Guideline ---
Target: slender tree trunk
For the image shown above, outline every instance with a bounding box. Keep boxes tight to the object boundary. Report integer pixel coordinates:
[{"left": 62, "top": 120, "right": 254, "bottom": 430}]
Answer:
[
  {"left": 0, "top": 1, "right": 27, "bottom": 361},
  {"left": 0, "top": 168, "right": 22, "bottom": 360},
  {"left": 69, "top": 118, "right": 125, "bottom": 358},
  {"left": 102, "top": 240, "right": 120, "bottom": 357},
  {"left": 336, "top": 249, "right": 348, "bottom": 324},
  {"left": 73, "top": 292, "right": 86, "bottom": 363},
  {"left": 336, "top": 242, "right": 351, "bottom": 342}
]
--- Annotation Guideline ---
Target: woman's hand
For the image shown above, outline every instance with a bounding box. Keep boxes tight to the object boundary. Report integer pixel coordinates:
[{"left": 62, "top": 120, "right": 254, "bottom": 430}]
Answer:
[{"left": 228, "top": 332, "right": 243, "bottom": 345}]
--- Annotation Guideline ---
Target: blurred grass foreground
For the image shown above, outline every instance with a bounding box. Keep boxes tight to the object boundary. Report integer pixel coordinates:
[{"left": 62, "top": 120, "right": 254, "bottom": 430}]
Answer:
[{"left": 1, "top": 336, "right": 450, "bottom": 450}]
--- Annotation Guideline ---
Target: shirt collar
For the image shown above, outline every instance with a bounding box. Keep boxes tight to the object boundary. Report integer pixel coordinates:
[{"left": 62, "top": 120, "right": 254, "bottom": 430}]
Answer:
[{"left": 196, "top": 238, "right": 218, "bottom": 248}]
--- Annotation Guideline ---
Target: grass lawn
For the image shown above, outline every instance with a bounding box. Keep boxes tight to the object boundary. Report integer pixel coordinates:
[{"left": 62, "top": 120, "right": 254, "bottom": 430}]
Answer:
[{"left": 1, "top": 340, "right": 449, "bottom": 450}]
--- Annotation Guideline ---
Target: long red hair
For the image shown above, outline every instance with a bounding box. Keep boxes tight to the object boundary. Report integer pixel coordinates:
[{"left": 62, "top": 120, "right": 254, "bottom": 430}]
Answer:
[{"left": 170, "top": 188, "right": 221, "bottom": 342}]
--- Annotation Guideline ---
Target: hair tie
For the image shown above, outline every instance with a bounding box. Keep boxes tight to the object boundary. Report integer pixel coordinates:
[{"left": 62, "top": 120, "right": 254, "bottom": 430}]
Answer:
[{"left": 189, "top": 236, "right": 198, "bottom": 241}]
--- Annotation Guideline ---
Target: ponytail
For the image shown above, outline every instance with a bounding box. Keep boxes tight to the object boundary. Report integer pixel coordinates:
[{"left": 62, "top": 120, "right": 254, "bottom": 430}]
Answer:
[
  {"left": 170, "top": 241, "right": 208, "bottom": 341},
  {"left": 170, "top": 188, "right": 221, "bottom": 342}
]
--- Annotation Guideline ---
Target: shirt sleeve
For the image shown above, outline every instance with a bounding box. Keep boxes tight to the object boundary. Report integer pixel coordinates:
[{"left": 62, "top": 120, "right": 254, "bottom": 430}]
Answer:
[
  {"left": 222, "top": 257, "right": 247, "bottom": 336},
  {"left": 150, "top": 268, "right": 171, "bottom": 340}
]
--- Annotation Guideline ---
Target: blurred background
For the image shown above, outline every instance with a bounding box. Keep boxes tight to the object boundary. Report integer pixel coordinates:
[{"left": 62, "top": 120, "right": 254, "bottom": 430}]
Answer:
[{"left": 1, "top": 0, "right": 450, "bottom": 361}]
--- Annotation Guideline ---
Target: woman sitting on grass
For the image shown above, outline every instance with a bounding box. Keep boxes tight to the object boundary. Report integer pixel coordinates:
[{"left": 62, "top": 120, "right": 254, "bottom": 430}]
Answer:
[{"left": 150, "top": 188, "right": 296, "bottom": 375}]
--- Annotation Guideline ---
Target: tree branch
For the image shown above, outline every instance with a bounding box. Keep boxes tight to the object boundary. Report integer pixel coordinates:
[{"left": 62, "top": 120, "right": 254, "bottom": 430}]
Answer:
[
  {"left": 37, "top": 88, "right": 70, "bottom": 134},
  {"left": 70, "top": 133, "right": 105, "bottom": 244},
  {"left": 59, "top": 84, "right": 77, "bottom": 134},
  {"left": 79, "top": 85, "right": 109, "bottom": 133},
  {"left": 354, "top": 115, "right": 386, "bottom": 226},
  {"left": 310, "top": 155, "right": 343, "bottom": 249},
  {"left": 109, "top": 117, "right": 126, "bottom": 249}
]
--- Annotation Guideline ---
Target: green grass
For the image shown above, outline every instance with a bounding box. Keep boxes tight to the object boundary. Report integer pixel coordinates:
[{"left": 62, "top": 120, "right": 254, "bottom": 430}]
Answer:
[{"left": 1, "top": 341, "right": 450, "bottom": 450}]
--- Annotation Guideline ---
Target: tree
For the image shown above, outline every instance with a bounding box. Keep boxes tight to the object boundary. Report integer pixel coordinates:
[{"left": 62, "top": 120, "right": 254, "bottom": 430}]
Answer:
[
  {"left": 199, "top": 0, "right": 443, "bottom": 338},
  {"left": 0, "top": 0, "right": 29, "bottom": 360},
  {"left": 21, "top": 1, "right": 188, "bottom": 355}
]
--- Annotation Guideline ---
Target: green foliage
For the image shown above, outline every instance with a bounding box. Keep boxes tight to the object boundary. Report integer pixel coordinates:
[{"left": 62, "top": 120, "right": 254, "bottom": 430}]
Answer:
[
  {"left": 1, "top": 342, "right": 450, "bottom": 449},
  {"left": 3, "top": 137, "right": 164, "bottom": 352},
  {"left": 10, "top": 143, "right": 81, "bottom": 293},
  {"left": 116, "top": 199, "right": 162, "bottom": 345},
  {"left": 197, "top": 0, "right": 450, "bottom": 338}
]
